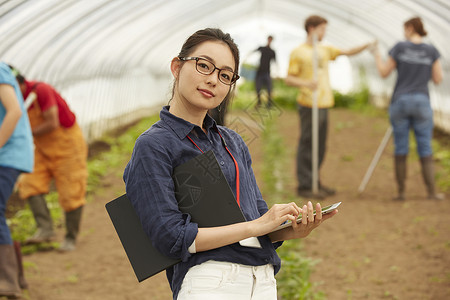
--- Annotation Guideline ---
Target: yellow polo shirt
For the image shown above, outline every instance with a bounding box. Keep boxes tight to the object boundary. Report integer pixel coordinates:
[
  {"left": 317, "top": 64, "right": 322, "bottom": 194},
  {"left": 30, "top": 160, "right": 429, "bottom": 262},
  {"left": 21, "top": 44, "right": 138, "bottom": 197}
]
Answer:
[{"left": 288, "top": 43, "right": 341, "bottom": 108}]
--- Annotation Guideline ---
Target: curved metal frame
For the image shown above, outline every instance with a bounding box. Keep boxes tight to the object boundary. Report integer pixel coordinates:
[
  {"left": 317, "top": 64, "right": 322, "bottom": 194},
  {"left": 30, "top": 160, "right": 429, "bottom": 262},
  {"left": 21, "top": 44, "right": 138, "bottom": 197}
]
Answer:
[{"left": 1, "top": 0, "right": 448, "bottom": 140}]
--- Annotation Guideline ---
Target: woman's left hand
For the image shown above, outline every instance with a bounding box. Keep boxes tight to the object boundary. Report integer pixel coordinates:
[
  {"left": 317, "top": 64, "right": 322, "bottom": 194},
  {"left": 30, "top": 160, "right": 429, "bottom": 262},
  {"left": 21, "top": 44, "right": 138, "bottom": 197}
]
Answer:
[{"left": 290, "top": 201, "right": 337, "bottom": 238}]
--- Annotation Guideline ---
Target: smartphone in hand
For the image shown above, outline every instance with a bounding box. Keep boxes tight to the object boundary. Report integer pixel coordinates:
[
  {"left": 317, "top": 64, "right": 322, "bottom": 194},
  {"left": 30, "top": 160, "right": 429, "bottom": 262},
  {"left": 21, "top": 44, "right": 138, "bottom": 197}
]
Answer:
[{"left": 271, "top": 202, "right": 341, "bottom": 232}]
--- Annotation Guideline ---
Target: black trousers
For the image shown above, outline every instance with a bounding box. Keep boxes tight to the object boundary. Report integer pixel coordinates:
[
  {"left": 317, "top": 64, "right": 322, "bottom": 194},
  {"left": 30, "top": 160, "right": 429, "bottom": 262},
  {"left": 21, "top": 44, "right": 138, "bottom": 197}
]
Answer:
[{"left": 296, "top": 105, "right": 328, "bottom": 190}]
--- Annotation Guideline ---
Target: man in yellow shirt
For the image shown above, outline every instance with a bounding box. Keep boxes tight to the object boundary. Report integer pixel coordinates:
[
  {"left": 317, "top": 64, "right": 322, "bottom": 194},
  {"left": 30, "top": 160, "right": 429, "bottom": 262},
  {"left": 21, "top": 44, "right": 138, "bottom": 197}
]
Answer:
[{"left": 286, "top": 15, "right": 372, "bottom": 199}]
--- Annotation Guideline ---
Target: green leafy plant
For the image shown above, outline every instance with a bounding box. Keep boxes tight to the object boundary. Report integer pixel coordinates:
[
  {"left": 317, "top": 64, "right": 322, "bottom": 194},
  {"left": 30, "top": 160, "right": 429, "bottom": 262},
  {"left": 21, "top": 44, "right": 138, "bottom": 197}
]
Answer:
[
  {"left": 277, "top": 241, "right": 325, "bottom": 300},
  {"left": 272, "top": 79, "right": 298, "bottom": 110},
  {"left": 433, "top": 140, "right": 450, "bottom": 192},
  {"left": 334, "top": 86, "right": 370, "bottom": 110}
]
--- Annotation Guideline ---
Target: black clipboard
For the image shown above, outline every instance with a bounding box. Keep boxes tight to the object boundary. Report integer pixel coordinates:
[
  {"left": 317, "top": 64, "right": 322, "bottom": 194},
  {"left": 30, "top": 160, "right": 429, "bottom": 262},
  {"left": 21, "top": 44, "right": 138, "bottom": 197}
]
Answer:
[{"left": 106, "top": 150, "right": 245, "bottom": 282}]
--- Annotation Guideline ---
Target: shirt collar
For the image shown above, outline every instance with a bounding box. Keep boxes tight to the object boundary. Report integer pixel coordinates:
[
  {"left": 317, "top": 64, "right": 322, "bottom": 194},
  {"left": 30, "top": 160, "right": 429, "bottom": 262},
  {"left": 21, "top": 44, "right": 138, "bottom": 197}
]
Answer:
[{"left": 160, "top": 106, "right": 218, "bottom": 140}]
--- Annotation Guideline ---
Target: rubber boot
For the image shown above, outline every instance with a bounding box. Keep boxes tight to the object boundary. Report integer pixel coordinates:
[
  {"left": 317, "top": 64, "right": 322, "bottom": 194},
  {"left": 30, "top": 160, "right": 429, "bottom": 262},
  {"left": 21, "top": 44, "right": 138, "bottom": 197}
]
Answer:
[
  {"left": 394, "top": 155, "right": 407, "bottom": 201},
  {"left": 13, "top": 241, "right": 28, "bottom": 290},
  {"left": 420, "top": 156, "right": 445, "bottom": 200},
  {"left": 0, "top": 244, "right": 22, "bottom": 299},
  {"left": 25, "top": 195, "right": 55, "bottom": 244},
  {"left": 59, "top": 206, "right": 83, "bottom": 252}
]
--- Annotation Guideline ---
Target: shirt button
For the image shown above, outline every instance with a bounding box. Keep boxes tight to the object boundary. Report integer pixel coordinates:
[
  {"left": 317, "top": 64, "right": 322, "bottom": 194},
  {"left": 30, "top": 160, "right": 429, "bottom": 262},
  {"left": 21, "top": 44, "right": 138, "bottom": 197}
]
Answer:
[{"left": 220, "top": 161, "right": 225, "bottom": 166}]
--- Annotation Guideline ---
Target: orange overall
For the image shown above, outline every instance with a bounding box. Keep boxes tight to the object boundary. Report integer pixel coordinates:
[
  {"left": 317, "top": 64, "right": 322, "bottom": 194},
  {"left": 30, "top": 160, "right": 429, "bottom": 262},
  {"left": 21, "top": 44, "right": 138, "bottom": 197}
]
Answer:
[{"left": 18, "top": 100, "right": 87, "bottom": 212}]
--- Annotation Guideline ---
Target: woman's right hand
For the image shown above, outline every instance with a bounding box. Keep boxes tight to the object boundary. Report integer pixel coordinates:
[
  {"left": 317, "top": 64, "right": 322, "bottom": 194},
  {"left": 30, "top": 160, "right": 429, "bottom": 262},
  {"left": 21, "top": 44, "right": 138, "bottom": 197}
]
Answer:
[
  {"left": 369, "top": 39, "right": 379, "bottom": 55},
  {"left": 267, "top": 201, "right": 338, "bottom": 242},
  {"left": 249, "top": 202, "right": 302, "bottom": 237}
]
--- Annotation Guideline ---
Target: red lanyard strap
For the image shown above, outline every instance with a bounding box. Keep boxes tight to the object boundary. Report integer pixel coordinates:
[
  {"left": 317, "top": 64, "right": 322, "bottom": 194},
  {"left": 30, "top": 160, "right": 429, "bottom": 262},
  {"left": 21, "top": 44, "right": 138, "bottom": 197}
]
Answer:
[
  {"left": 186, "top": 130, "right": 240, "bottom": 207},
  {"left": 186, "top": 135, "right": 203, "bottom": 153}
]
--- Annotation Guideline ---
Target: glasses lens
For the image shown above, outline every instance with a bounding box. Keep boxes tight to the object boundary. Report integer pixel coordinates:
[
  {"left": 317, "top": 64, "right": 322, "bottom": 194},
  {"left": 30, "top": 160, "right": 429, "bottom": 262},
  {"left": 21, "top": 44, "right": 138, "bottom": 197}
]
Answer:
[
  {"left": 218, "top": 70, "right": 234, "bottom": 85},
  {"left": 196, "top": 59, "right": 214, "bottom": 75}
]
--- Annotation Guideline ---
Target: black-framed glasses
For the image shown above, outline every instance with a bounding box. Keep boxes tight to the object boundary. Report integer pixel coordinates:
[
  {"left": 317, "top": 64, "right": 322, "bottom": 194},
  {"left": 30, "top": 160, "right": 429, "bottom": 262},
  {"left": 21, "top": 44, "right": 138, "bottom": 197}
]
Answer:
[{"left": 179, "top": 57, "right": 240, "bottom": 85}]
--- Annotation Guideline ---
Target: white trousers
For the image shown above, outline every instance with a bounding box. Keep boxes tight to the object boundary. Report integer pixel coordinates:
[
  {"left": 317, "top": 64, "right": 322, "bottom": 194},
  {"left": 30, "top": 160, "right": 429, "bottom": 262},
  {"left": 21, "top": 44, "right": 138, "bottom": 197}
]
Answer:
[{"left": 177, "top": 260, "right": 277, "bottom": 300}]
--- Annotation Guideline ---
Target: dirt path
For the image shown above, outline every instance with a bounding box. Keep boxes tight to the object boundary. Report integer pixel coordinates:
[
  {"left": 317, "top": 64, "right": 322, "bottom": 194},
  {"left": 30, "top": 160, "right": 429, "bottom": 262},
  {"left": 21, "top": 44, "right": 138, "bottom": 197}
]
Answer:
[
  {"left": 20, "top": 108, "right": 449, "bottom": 300},
  {"left": 277, "top": 109, "right": 450, "bottom": 300}
]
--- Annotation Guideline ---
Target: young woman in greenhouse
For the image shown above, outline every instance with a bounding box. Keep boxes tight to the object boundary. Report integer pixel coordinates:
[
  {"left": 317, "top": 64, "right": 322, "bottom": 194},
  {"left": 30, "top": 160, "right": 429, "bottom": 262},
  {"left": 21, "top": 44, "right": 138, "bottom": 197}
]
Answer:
[
  {"left": 123, "top": 28, "right": 338, "bottom": 299},
  {"left": 372, "top": 17, "right": 444, "bottom": 201}
]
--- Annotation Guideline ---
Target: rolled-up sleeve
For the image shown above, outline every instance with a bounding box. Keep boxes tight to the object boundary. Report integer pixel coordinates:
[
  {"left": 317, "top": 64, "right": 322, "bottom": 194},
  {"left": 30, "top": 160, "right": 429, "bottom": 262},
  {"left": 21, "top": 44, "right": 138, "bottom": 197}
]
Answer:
[
  {"left": 124, "top": 133, "right": 198, "bottom": 262},
  {"left": 288, "top": 50, "right": 302, "bottom": 77}
]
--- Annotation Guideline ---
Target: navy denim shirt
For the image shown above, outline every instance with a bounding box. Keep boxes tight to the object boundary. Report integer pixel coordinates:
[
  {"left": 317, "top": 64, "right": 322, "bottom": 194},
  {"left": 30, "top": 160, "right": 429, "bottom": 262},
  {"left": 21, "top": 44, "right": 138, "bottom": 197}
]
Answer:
[{"left": 123, "top": 106, "right": 282, "bottom": 299}]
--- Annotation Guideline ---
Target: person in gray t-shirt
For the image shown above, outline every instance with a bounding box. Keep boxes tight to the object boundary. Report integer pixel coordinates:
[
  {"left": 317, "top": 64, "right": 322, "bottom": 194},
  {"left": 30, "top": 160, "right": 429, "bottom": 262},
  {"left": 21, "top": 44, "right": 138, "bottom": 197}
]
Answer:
[{"left": 371, "top": 16, "right": 444, "bottom": 201}]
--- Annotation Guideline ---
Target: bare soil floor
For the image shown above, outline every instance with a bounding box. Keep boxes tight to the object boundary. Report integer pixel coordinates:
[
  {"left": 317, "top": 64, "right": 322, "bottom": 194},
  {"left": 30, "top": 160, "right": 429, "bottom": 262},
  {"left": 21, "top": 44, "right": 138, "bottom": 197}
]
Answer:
[{"left": 14, "top": 108, "right": 450, "bottom": 300}]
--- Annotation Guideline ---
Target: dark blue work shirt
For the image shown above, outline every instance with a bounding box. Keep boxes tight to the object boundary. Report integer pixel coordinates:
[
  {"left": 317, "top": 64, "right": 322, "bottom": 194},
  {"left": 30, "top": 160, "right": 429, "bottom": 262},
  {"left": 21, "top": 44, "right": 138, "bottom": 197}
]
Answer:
[{"left": 123, "top": 106, "right": 282, "bottom": 299}]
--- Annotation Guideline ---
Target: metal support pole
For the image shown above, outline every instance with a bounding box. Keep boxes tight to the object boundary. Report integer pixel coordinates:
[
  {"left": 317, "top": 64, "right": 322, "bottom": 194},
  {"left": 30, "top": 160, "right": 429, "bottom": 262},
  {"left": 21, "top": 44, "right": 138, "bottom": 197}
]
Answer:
[
  {"left": 358, "top": 126, "right": 393, "bottom": 193},
  {"left": 312, "top": 33, "right": 319, "bottom": 195}
]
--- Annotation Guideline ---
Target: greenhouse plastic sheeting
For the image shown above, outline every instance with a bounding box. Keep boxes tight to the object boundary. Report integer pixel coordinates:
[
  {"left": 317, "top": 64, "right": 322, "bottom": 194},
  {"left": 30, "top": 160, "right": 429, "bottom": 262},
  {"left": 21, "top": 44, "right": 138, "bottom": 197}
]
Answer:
[{"left": 1, "top": 0, "right": 449, "bottom": 141}]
